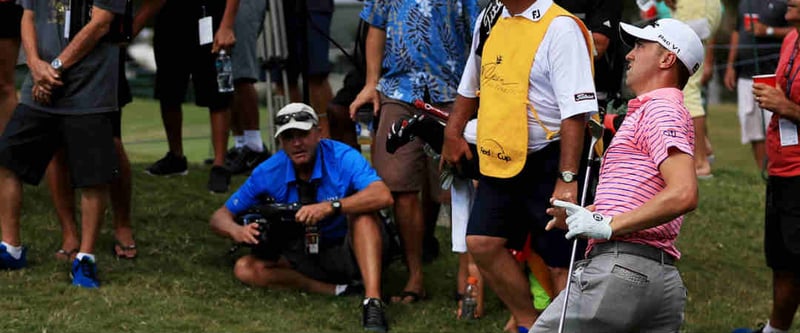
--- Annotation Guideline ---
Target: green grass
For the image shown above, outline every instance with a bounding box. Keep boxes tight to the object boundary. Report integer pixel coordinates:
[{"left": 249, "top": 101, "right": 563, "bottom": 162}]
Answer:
[{"left": 0, "top": 99, "right": 797, "bottom": 332}]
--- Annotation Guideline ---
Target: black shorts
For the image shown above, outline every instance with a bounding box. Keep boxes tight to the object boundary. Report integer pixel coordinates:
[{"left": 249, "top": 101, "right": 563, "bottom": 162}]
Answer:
[
  {"left": 0, "top": 2, "right": 23, "bottom": 39},
  {"left": 252, "top": 232, "right": 360, "bottom": 285},
  {"left": 152, "top": 4, "right": 231, "bottom": 110},
  {"left": 271, "top": 8, "right": 332, "bottom": 84},
  {"left": 467, "top": 143, "right": 581, "bottom": 268},
  {"left": 0, "top": 104, "right": 119, "bottom": 188},
  {"left": 765, "top": 176, "right": 800, "bottom": 273}
]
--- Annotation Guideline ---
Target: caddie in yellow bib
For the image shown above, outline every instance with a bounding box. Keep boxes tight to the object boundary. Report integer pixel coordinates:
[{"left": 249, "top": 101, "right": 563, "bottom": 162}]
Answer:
[{"left": 477, "top": 4, "right": 593, "bottom": 178}]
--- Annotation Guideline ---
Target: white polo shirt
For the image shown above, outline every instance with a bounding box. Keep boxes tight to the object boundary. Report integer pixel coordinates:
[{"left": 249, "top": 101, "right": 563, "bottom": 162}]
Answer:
[{"left": 457, "top": 0, "right": 598, "bottom": 152}]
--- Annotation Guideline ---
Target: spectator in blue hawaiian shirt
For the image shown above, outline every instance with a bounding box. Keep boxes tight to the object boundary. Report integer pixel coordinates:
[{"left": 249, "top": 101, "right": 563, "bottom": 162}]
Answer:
[{"left": 349, "top": 0, "right": 479, "bottom": 304}]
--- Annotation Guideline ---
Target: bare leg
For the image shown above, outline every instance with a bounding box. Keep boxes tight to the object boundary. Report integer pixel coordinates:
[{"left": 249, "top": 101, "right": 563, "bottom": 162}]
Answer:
[
  {"left": 209, "top": 109, "right": 231, "bottom": 167},
  {"left": 233, "top": 81, "right": 260, "bottom": 134},
  {"left": 78, "top": 185, "right": 108, "bottom": 254},
  {"left": 0, "top": 38, "right": 20, "bottom": 133},
  {"left": 234, "top": 255, "right": 337, "bottom": 294},
  {"left": 160, "top": 102, "right": 184, "bottom": 156},
  {"left": 391, "top": 191, "right": 426, "bottom": 303},
  {"left": 693, "top": 116, "right": 712, "bottom": 176},
  {"left": 111, "top": 138, "right": 135, "bottom": 256},
  {"left": 768, "top": 270, "right": 800, "bottom": 330},
  {"left": 468, "top": 235, "right": 537, "bottom": 328},
  {"left": 308, "top": 76, "right": 333, "bottom": 138},
  {"left": 45, "top": 150, "right": 80, "bottom": 256},
  {"left": 350, "top": 214, "right": 383, "bottom": 299},
  {"left": 0, "top": 167, "right": 22, "bottom": 246},
  {"left": 752, "top": 140, "right": 767, "bottom": 172}
]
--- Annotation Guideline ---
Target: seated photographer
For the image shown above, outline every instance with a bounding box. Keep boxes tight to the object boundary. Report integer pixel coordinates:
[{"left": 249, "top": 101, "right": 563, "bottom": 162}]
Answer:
[{"left": 209, "top": 103, "right": 393, "bottom": 333}]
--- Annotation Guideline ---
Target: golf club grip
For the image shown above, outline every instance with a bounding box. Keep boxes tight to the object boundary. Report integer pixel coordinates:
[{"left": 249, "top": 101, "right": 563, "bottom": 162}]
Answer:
[{"left": 413, "top": 100, "right": 450, "bottom": 122}]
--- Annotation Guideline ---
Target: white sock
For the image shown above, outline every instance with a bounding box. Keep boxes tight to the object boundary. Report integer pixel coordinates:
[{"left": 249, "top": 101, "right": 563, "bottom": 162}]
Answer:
[
  {"left": 1, "top": 241, "right": 22, "bottom": 259},
  {"left": 334, "top": 284, "right": 348, "bottom": 296},
  {"left": 76, "top": 253, "right": 96, "bottom": 262},
  {"left": 764, "top": 322, "right": 789, "bottom": 333},
  {"left": 234, "top": 135, "right": 245, "bottom": 149},
  {"left": 244, "top": 130, "right": 264, "bottom": 152}
]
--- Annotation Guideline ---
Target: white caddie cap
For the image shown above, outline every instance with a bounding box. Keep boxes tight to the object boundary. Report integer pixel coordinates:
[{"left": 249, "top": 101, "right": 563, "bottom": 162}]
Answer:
[
  {"left": 619, "top": 18, "right": 705, "bottom": 75},
  {"left": 274, "top": 103, "right": 319, "bottom": 138}
]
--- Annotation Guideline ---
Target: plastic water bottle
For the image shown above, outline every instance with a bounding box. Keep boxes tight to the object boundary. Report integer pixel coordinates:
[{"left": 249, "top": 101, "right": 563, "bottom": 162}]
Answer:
[
  {"left": 215, "top": 50, "right": 234, "bottom": 93},
  {"left": 460, "top": 276, "right": 479, "bottom": 320}
]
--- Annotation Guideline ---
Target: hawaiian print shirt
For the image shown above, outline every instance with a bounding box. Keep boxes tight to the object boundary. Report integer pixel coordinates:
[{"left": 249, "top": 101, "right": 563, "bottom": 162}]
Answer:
[{"left": 360, "top": 0, "right": 479, "bottom": 103}]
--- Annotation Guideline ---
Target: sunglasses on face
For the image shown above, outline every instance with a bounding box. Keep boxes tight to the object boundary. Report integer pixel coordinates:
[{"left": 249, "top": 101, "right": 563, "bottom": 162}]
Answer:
[{"left": 275, "top": 111, "right": 317, "bottom": 126}]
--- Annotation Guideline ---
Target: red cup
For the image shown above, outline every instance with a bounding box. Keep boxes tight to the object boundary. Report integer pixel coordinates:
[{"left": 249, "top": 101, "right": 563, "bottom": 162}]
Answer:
[
  {"left": 744, "top": 13, "right": 760, "bottom": 28},
  {"left": 753, "top": 74, "right": 776, "bottom": 88}
]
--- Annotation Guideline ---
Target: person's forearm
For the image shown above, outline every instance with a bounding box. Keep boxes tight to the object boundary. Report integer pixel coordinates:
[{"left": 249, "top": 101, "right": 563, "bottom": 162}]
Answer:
[
  {"left": 219, "top": 0, "right": 239, "bottom": 30},
  {"left": 592, "top": 32, "right": 609, "bottom": 58},
  {"left": 21, "top": 10, "right": 40, "bottom": 65},
  {"left": 609, "top": 155, "right": 697, "bottom": 236},
  {"left": 558, "top": 115, "right": 585, "bottom": 173},
  {"left": 778, "top": 98, "right": 800, "bottom": 123},
  {"left": 704, "top": 39, "right": 714, "bottom": 66},
  {"left": 444, "top": 95, "right": 477, "bottom": 138},
  {"left": 339, "top": 181, "right": 393, "bottom": 215},
  {"left": 773, "top": 26, "right": 794, "bottom": 38},
  {"left": 210, "top": 207, "right": 239, "bottom": 239},
  {"left": 726, "top": 31, "right": 739, "bottom": 68},
  {"left": 57, "top": 6, "right": 115, "bottom": 69},
  {"left": 364, "top": 26, "right": 385, "bottom": 86},
  {"left": 132, "top": 0, "right": 165, "bottom": 38}
]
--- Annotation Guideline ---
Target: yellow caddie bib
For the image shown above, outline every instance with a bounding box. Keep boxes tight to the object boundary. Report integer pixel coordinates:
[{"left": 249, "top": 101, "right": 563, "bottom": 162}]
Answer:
[{"left": 477, "top": 5, "right": 593, "bottom": 178}]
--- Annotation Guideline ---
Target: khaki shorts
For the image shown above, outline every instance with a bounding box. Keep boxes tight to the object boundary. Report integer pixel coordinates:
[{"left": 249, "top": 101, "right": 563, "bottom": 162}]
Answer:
[
  {"left": 372, "top": 95, "right": 447, "bottom": 193},
  {"left": 683, "top": 67, "right": 705, "bottom": 118},
  {"left": 737, "top": 78, "right": 772, "bottom": 144}
]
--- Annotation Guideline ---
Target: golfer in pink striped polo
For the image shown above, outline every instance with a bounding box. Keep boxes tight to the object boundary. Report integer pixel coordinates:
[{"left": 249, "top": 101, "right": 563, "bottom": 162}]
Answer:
[{"left": 535, "top": 18, "right": 702, "bottom": 332}]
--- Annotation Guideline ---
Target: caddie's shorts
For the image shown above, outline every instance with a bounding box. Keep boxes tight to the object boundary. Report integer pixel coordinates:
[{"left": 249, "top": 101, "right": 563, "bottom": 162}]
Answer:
[
  {"left": 466, "top": 142, "right": 577, "bottom": 268},
  {"left": 0, "top": 104, "right": 119, "bottom": 188},
  {"left": 765, "top": 175, "right": 800, "bottom": 273}
]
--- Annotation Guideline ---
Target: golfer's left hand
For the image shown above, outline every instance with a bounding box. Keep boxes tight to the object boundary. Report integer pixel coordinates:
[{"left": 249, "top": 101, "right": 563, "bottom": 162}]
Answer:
[{"left": 551, "top": 200, "right": 613, "bottom": 240}]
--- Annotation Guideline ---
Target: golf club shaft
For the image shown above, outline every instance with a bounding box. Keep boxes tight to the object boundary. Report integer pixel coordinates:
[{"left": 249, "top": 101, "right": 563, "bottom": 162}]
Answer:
[{"left": 557, "top": 135, "right": 598, "bottom": 333}]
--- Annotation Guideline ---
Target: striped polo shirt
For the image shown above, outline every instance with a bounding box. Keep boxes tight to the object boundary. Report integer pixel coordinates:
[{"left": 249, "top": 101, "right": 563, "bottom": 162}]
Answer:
[{"left": 588, "top": 88, "right": 695, "bottom": 260}]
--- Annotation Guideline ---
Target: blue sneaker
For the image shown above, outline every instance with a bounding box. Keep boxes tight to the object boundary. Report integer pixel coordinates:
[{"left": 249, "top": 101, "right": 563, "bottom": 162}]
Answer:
[
  {"left": 71, "top": 257, "right": 100, "bottom": 288},
  {"left": 0, "top": 243, "right": 27, "bottom": 270}
]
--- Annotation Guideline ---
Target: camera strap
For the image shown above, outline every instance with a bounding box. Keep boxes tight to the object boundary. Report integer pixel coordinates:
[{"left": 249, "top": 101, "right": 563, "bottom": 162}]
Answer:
[{"left": 296, "top": 180, "right": 320, "bottom": 254}]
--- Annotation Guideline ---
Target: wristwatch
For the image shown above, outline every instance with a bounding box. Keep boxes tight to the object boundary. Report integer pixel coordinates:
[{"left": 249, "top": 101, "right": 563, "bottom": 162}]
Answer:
[
  {"left": 50, "top": 58, "right": 63, "bottom": 73},
  {"left": 331, "top": 200, "right": 342, "bottom": 215},
  {"left": 766, "top": 26, "right": 775, "bottom": 36},
  {"left": 559, "top": 171, "right": 577, "bottom": 183}
]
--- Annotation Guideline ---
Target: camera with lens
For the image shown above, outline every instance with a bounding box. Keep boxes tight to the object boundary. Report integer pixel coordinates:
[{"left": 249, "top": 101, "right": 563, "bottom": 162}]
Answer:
[{"left": 234, "top": 200, "right": 301, "bottom": 247}]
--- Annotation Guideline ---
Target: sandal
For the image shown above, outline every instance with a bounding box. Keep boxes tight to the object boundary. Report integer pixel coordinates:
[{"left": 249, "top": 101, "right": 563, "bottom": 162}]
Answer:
[
  {"left": 390, "top": 290, "right": 426, "bottom": 304},
  {"left": 113, "top": 242, "right": 138, "bottom": 260},
  {"left": 54, "top": 248, "right": 78, "bottom": 262}
]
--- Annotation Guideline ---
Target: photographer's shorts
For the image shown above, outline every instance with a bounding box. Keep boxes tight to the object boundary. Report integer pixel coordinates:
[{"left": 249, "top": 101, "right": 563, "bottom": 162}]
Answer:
[
  {"left": 153, "top": 3, "right": 231, "bottom": 110},
  {"left": 0, "top": 2, "right": 22, "bottom": 39},
  {"left": 253, "top": 234, "right": 360, "bottom": 284},
  {"left": 466, "top": 142, "right": 576, "bottom": 268},
  {"left": 765, "top": 175, "right": 800, "bottom": 273},
  {"left": 0, "top": 104, "right": 119, "bottom": 188},
  {"left": 737, "top": 78, "right": 772, "bottom": 144},
  {"left": 231, "top": 0, "right": 267, "bottom": 82}
]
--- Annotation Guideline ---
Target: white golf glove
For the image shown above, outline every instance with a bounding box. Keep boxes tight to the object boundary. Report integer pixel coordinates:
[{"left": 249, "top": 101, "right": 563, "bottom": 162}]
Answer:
[{"left": 551, "top": 200, "right": 613, "bottom": 240}]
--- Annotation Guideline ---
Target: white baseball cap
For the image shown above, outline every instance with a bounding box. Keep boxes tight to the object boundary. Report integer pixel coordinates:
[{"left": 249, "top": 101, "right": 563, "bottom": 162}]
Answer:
[
  {"left": 274, "top": 103, "right": 319, "bottom": 138},
  {"left": 619, "top": 18, "right": 705, "bottom": 75}
]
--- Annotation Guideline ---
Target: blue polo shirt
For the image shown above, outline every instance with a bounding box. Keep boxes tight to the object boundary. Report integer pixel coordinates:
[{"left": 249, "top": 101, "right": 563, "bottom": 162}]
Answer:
[{"left": 226, "top": 139, "right": 382, "bottom": 241}]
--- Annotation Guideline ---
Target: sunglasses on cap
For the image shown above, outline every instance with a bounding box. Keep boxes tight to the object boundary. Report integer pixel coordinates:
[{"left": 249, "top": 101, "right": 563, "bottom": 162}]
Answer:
[{"left": 275, "top": 111, "right": 317, "bottom": 126}]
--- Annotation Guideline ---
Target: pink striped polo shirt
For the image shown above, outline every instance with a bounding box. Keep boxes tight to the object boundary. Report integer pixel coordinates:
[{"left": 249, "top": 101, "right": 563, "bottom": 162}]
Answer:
[{"left": 588, "top": 87, "right": 695, "bottom": 260}]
